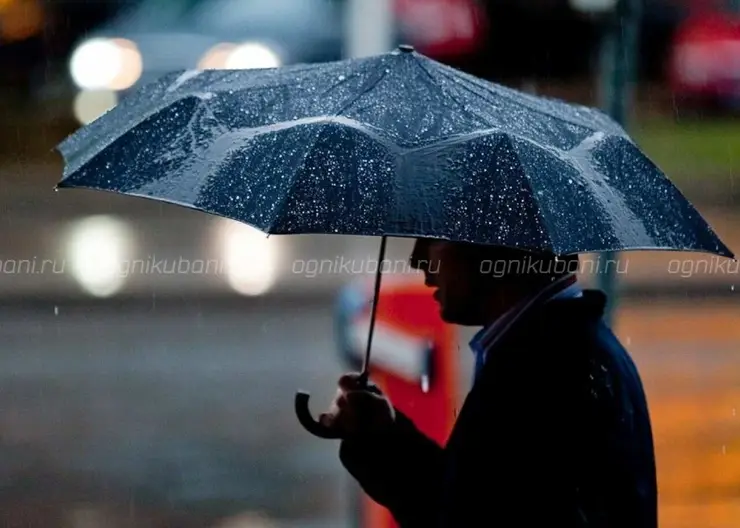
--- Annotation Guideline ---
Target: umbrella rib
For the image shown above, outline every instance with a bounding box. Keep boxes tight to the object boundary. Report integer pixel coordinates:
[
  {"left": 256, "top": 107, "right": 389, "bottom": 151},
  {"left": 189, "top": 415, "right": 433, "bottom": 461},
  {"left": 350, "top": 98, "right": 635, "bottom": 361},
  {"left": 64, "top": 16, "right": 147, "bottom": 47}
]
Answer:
[
  {"left": 498, "top": 134, "right": 559, "bottom": 254},
  {"left": 60, "top": 62, "right": 350, "bottom": 171},
  {"left": 265, "top": 60, "right": 392, "bottom": 231},
  {"left": 430, "top": 63, "right": 614, "bottom": 135},
  {"left": 334, "top": 59, "right": 390, "bottom": 117},
  {"left": 266, "top": 125, "right": 329, "bottom": 232},
  {"left": 411, "top": 56, "right": 491, "bottom": 129}
]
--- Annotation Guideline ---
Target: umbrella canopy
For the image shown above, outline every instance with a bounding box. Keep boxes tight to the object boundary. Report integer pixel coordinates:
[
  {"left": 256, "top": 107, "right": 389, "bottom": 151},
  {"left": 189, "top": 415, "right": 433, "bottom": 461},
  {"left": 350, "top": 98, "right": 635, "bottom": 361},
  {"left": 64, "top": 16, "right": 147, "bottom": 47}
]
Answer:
[{"left": 56, "top": 45, "right": 732, "bottom": 258}]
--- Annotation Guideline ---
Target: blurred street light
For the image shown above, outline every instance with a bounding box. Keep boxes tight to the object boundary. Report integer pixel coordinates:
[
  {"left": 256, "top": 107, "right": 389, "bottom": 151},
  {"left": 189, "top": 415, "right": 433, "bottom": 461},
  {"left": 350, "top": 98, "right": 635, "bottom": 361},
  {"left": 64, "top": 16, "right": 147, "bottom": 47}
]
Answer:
[
  {"left": 69, "top": 38, "right": 142, "bottom": 90},
  {"left": 199, "top": 42, "right": 282, "bottom": 70},
  {"left": 210, "top": 511, "right": 276, "bottom": 527},
  {"left": 569, "top": 0, "right": 618, "bottom": 14},
  {"left": 64, "top": 215, "right": 134, "bottom": 298},
  {"left": 73, "top": 89, "right": 118, "bottom": 125},
  {"left": 0, "top": 0, "right": 44, "bottom": 42},
  {"left": 225, "top": 42, "right": 281, "bottom": 69},
  {"left": 215, "top": 220, "right": 281, "bottom": 296}
]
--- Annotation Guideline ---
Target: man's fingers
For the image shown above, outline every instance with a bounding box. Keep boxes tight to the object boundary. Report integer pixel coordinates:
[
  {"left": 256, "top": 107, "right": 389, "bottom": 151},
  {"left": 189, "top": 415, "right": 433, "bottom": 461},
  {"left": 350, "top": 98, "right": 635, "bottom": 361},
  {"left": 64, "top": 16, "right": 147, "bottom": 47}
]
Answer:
[
  {"left": 319, "top": 412, "right": 334, "bottom": 428},
  {"left": 319, "top": 410, "right": 356, "bottom": 437},
  {"left": 338, "top": 373, "right": 363, "bottom": 391},
  {"left": 344, "top": 389, "right": 386, "bottom": 412},
  {"left": 338, "top": 373, "right": 383, "bottom": 395}
]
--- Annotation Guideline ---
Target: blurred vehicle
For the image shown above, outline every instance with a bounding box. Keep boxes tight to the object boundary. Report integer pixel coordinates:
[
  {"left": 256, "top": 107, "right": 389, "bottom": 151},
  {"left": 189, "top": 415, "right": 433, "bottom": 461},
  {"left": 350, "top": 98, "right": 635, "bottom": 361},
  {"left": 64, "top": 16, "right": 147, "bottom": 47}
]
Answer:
[
  {"left": 67, "top": 0, "right": 344, "bottom": 124},
  {"left": 669, "top": 10, "right": 740, "bottom": 111},
  {"left": 67, "top": 0, "right": 487, "bottom": 125}
]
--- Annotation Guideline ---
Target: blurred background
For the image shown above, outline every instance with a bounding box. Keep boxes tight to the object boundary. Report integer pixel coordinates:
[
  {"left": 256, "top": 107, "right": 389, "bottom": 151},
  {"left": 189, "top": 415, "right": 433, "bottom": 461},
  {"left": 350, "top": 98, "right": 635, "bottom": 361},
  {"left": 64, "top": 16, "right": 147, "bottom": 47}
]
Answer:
[{"left": 1, "top": 0, "right": 739, "bottom": 526}]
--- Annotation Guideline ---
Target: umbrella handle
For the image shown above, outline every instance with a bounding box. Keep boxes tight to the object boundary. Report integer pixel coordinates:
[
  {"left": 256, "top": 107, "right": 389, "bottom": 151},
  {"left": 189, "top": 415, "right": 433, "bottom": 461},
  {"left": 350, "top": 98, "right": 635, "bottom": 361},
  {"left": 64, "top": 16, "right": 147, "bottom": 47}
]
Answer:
[
  {"left": 296, "top": 236, "right": 385, "bottom": 438},
  {"left": 294, "top": 380, "right": 381, "bottom": 439},
  {"left": 294, "top": 391, "right": 342, "bottom": 439}
]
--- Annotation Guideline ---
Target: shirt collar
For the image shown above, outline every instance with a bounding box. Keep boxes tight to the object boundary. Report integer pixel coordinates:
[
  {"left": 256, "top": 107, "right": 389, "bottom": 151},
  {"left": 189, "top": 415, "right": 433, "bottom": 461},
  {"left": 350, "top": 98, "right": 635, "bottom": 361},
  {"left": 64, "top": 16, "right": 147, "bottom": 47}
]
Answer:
[{"left": 469, "top": 274, "right": 581, "bottom": 356}]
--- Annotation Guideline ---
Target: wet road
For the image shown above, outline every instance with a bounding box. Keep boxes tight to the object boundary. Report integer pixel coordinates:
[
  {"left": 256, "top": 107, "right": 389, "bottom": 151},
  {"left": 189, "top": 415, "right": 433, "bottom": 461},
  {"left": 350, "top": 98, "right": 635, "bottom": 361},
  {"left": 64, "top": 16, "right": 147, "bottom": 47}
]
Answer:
[
  {"left": 0, "top": 297, "right": 356, "bottom": 526},
  {"left": 0, "top": 295, "right": 739, "bottom": 527}
]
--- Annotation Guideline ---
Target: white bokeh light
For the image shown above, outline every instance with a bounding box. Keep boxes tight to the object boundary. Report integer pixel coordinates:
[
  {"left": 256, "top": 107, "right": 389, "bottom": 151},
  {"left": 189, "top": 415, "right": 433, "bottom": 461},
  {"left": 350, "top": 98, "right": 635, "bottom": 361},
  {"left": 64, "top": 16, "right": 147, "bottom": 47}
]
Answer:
[
  {"left": 70, "top": 38, "right": 121, "bottom": 89},
  {"left": 73, "top": 89, "right": 118, "bottom": 125},
  {"left": 210, "top": 511, "right": 277, "bottom": 528},
  {"left": 569, "top": 0, "right": 617, "bottom": 13},
  {"left": 199, "top": 42, "right": 281, "bottom": 70},
  {"left": 65, "top": 215, "right": 134, "bottom": 297},
  {"left": 69, "top": 38, "right": 142, "bottom": 90},
  {"left": 225, "top": 42, "right": 281, "bottom": 69},
  {"left": 216, "top": 220, "right": 280, "bottom": 296}
]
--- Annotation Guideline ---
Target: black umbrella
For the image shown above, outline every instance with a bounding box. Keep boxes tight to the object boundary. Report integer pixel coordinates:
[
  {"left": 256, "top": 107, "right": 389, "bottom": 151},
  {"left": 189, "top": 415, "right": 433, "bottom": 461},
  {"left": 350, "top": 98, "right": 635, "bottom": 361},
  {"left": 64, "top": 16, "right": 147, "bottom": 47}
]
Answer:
[{"left": 56, "top": 45, "right": 734, "bottom": 438}]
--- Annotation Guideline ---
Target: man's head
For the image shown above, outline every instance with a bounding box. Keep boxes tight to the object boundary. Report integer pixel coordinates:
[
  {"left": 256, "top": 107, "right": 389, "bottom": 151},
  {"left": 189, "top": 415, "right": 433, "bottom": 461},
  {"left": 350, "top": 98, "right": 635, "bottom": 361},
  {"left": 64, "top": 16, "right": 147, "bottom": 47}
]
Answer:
[{"left": 409, "top": 238, "right": 579, "bottom": 326}]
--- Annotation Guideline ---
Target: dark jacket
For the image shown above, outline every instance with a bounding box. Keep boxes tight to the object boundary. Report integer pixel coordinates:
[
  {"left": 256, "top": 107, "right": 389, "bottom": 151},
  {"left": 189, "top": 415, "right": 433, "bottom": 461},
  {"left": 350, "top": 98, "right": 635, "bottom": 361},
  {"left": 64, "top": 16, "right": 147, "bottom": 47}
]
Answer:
[{"left": 339, "top": 289, "right": 658, "bottom": 527}]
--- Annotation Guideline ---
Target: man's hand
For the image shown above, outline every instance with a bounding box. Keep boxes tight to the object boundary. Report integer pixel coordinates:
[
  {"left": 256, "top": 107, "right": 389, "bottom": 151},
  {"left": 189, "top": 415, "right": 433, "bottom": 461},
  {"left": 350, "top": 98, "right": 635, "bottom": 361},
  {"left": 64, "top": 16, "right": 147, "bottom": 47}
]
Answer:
[{"left": 319, "top": 373, "right": 396, "bottom": 438}]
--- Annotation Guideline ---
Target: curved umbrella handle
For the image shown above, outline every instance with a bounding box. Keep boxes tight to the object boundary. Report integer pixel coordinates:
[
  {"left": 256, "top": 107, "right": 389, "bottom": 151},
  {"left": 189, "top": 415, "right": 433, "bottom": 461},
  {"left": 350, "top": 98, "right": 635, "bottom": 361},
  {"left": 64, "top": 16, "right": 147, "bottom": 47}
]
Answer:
[
  {"left": 294, "top": 381, "right": 381, "bottom": 439},
  {"left": 294, "top": 391, "right": 342, "bottom": 439}
]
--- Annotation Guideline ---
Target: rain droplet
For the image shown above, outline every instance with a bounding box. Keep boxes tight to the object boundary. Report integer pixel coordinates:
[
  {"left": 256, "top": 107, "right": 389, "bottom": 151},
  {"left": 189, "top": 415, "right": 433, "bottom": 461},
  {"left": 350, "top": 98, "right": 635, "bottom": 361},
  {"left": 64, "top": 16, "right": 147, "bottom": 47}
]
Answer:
[
  {"left": 733, "top": 408, "right": 736, "bottom": 417},
  {"left": 53, "top": 306, "right": 59, "bottom": 315},
  {"left": 731, "top": 285, "right": 735, "bottom": 291},
  {"left": 722, "top": 445, "right": 727, "bottom": 455}
]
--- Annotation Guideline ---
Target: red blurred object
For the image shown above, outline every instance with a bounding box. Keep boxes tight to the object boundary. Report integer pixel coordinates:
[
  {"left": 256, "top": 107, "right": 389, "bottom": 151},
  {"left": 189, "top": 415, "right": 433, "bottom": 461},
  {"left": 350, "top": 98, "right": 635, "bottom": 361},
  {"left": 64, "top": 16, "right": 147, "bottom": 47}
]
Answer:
[
  {"left": 338, "top": 277, "right": 459, "bottom": 527},
  {"left": 394, "top": 0, "right": 487, "bottom": 58},
  {"left": 669, "top": 12, "right": 740, "bottom": 99}
]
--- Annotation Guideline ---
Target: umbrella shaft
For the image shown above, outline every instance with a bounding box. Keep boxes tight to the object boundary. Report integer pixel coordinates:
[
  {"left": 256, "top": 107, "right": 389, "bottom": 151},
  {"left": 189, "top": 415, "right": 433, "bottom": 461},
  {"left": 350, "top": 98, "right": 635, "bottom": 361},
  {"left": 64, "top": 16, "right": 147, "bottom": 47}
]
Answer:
[{"left": 360, "top": 235, "right": 388, "bottom": 384}]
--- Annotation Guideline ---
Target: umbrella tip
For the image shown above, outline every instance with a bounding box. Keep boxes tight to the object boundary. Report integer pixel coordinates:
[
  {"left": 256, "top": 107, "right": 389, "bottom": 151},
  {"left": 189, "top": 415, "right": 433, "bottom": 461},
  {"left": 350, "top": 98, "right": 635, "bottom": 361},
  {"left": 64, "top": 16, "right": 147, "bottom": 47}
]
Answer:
[{"left": 397, "top": 44, "right": 414, "bottom": 53}]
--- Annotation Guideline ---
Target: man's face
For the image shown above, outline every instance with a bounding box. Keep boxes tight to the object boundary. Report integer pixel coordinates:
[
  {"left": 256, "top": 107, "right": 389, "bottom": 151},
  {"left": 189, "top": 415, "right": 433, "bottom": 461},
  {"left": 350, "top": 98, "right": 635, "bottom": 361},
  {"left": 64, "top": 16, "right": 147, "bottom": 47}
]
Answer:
[{"left": 410, "top": 238, "right": 484, "bottom": 325}]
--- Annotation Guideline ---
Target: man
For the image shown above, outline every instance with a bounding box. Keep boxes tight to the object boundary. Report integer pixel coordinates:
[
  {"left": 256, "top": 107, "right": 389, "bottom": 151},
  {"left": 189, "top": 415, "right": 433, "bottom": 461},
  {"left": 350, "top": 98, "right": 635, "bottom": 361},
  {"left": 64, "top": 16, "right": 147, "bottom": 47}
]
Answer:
[{"left": 319, "top": 239, "right": 658, "bottom": 527}]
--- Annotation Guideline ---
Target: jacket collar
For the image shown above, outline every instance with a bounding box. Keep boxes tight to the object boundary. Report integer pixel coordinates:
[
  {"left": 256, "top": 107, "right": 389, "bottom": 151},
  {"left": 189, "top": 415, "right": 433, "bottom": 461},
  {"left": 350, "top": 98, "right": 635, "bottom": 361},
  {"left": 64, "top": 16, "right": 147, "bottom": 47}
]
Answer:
[{"left": 469, "top": 274, "right": 581, "bottom": 358}]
